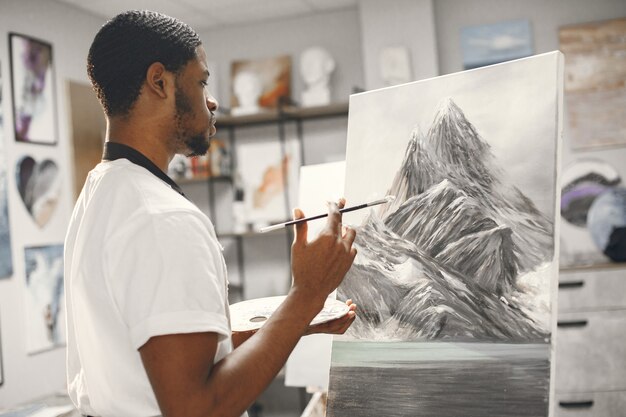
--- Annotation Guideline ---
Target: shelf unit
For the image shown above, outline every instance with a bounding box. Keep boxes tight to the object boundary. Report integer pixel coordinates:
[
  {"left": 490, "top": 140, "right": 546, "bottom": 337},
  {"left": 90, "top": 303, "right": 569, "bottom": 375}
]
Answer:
[
  {"left": 180, "top": 102, "right": 349, "bottom": 303},
  {"left": 555, "top": 263, "right": 626, "bottom": 416}
]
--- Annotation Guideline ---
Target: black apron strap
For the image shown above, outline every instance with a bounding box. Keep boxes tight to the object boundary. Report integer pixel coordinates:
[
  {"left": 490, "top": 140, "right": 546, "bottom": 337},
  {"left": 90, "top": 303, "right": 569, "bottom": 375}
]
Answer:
[{"left": 102, "top": 141, "right": 188, "bottom": 200}]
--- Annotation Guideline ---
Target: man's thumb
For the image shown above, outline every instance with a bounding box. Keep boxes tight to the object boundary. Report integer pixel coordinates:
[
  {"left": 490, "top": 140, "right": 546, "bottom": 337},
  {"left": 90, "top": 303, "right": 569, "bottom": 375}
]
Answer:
[{"left": 293, "top": 208, "right": 307, "bottom": 245}]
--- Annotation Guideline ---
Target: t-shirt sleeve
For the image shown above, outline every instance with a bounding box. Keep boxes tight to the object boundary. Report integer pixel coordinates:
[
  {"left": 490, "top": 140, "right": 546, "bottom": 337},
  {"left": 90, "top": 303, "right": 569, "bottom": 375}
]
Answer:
[{"left": 103, "top": 210, "right": 230, "bottom": 350}]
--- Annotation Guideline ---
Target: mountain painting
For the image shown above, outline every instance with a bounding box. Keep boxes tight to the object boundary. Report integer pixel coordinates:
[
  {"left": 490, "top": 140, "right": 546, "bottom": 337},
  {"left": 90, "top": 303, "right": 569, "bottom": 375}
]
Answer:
[{"left": 327, "top": 52, "right": 563, "bottom": 417}]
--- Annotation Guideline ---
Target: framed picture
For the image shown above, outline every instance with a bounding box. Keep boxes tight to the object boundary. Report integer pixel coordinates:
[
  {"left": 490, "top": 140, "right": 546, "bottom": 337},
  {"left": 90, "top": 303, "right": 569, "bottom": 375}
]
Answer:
[
  {"left": 461, "top": 19, "right": 533, "bottom": 70},
  {"left": 0, "top": 62, "right": 13, "bottom": 279},
  {"left": 559, "top": 18, "right": 626, "bottom": 150},
  {"left": 24, "top": 244, "right": 65, "bottom": 354},
  {"left": 9, "top": 33, "right": 57, "bottom": 145},
  {"left": 15, "top": 156, "right": 62, "bottom": 228}
]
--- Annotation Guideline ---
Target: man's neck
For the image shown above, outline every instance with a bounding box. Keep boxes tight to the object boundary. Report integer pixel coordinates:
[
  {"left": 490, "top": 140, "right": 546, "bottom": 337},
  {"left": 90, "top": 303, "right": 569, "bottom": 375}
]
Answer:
[{"left": 106, "top": 118, "right": 172, "bottom": 172}]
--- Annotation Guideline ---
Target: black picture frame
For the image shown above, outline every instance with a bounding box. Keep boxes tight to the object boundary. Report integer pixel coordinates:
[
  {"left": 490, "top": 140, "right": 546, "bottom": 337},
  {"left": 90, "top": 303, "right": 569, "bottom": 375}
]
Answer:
[{"left": 8, "top": 32, "right": 58, "bottom": 145}]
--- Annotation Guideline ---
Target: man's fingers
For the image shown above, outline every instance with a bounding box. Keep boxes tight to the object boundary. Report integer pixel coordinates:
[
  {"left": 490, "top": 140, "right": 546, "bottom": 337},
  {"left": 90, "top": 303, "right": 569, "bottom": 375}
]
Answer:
[
  {"left": 343, "top": 226, "right": 356, "bottom": 248},
  {"left": 323, "top": 201, "right": 341, "bottom": 236},
  {"left": 293, "top": 208, "right": 308, "bottom": 246}
]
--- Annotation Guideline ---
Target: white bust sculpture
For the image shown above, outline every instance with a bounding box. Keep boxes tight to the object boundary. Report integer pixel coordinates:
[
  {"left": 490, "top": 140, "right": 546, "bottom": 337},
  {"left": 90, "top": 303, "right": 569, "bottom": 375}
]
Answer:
[
  {"left": 300, "top": 47, "right": 335, "bottom": 107},
  {"left": 232, "top": 70, "right": 263, "bottom": 115},
  {"left": 379, "top": 46, "right": 412, "bottom": 87}
]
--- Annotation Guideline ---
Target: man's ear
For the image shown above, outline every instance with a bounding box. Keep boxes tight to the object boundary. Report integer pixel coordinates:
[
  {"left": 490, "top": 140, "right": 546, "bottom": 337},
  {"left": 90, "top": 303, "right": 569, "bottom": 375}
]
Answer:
[{"left": 146, "top": 62, "right": 171, "bottom": 98}]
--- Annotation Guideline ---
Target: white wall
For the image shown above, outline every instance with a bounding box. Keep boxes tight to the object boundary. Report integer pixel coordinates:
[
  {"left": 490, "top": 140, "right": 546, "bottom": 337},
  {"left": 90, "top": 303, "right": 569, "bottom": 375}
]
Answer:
[
  {"left": 0, "top": 0, "right": 104, "bottom": 407},
  {"left": 358, "top": 0, "right": 439, "bottom": 90},
  {"left": 434, "top": 0, "right": 626, "bottom": 76},
  {"left": 199, "top": 8, "right": 364, "bottom": 109}
]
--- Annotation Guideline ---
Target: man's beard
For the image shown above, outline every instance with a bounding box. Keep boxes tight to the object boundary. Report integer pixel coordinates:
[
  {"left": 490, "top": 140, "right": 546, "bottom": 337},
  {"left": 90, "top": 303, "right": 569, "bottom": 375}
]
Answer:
[{"left": 175, "top": 87, "right": 210, "bottom": 157}]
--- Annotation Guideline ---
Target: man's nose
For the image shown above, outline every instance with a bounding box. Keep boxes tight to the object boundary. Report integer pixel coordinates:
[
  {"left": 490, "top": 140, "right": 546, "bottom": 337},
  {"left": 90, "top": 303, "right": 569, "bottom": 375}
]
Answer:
[{"left": 207, "top": 94, "right": 218, "bottom": 113}]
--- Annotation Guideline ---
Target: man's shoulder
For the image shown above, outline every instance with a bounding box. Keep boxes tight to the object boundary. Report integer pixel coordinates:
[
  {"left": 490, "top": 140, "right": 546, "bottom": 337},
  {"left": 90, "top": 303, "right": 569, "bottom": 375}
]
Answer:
[{"left": 90, "top": 160, "right": 200, "bottom": 214}]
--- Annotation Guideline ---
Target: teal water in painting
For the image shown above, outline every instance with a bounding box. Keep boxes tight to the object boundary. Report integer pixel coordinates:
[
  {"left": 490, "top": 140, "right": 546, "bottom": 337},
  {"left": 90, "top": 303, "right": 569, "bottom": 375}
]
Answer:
[{"left": 327, "top": 341, "right": 550, "bottom": 417}]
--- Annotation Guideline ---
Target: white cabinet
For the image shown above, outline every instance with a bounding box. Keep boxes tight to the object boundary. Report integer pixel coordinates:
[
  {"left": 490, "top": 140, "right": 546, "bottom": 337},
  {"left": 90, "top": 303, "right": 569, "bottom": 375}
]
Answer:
[{"left": 555, "top": 266, "right": 626, "bottom": 417}]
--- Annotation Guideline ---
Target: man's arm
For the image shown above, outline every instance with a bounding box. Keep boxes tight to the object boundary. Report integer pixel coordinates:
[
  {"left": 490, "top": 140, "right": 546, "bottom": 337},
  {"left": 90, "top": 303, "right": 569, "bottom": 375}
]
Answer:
[
  {"left": 139, "top": 201, "right": 356, "bottom": 417},
  {"left": 231, "top": 299, "right": 357, "bottom": 349}
]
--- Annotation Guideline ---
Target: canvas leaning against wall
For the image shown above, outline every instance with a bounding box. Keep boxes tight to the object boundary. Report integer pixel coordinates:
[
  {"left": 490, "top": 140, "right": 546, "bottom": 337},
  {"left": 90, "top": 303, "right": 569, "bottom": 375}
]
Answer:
[
  {"left": 326, "top": 52, "right": 563, "bottom": 417},
  {"left": 9, "top": 33, "right": 57, "bottom": 145},
  {"left": 230, "top": 55, "right": 291, "bottom": 115},
  {"left": 0, "top": 63, "right": 13, "bottom": 278},
  {"left": 236, "top": 135, "right": 301, "bottom": 227},
  {"left": 559, "top": 17, "right": 626, "bottom": 150}
]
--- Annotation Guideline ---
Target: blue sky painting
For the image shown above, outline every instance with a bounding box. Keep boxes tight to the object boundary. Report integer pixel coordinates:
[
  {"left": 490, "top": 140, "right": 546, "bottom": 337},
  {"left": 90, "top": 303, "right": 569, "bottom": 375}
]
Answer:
[{"left": 461, "top": 19, "right": 533, "bottom": 70}]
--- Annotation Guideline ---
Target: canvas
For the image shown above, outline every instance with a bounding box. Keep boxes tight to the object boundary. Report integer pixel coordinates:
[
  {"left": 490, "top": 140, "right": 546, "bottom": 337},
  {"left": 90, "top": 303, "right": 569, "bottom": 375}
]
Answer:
[
  {"left": 327, "top": 52, "right": 563, "bottom": 417},
  {"left": 285, "top": 161, "right": 345, "bottom": 391},
  {"left": 0, "top": 63, "right": 13, "bottom": 278},
  {"left": 24, "top": 244, "right": 65, "bottom": 354},
  {"left": 16, "top": 156, "right": 61, "bottom": 228},
  {"left": 236, "top": 135, "right": 301, "bottom": 227},
  {"left": 230, "top": 55, "right": 291, "bottom": 114},
  {"left": 461, "top": 19, "right": 533, "bottom": 70},
  {"left": 560, "top": 158, "right": 621, "bottom": 266},
  {"left": 559, "top": 18, "right": 626, "bottom": 150},
  {"left": 9, "top": 33, "right": 57, "bottom": 145}
]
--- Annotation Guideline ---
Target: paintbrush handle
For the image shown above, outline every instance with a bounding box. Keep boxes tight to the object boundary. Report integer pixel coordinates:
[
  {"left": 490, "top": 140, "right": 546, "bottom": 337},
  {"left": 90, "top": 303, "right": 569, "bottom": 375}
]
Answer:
[{"left": 259, "top": 199, "right": 388, "bottom": 233}]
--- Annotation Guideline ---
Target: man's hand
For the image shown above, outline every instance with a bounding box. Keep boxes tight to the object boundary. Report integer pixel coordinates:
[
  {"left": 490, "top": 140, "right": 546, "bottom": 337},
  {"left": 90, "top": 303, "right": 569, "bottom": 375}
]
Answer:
[
  {"left": 306, "top": 299, "right": 357, "bottom": 336},
  {"left": 290, "top": 199, "right": 357, "bottom": 312}
]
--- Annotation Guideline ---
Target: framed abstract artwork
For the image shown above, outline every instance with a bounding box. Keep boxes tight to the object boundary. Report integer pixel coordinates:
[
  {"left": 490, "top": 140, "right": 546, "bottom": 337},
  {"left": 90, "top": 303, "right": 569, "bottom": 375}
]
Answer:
[
  {"left": 0, "top": 62, "right": 13, "bottom": 278},
  {"left": 560, "top": 158, "right": 622, "bottom": 266},
  {"left": 327, "top": 52, "right": 563, "bottom": 417},
  {"left": 9, "top": 33, "right": 57, "bottom": 145},
  {"left": 15, "top": 156, "right": 61, "bottom": 228},
  {"left": 24, "top": 244, "right": 65, "bottom": 354},
  {"left": 559, "top": 18, "right": 626, "bottom": 150}
]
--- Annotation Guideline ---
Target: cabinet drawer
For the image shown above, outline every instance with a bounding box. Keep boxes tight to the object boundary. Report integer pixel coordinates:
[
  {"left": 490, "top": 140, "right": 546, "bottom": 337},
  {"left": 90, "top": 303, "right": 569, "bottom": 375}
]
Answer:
[
  {"left": 555, "top": 310, "right": 626, "bottom": 392},
  {"left": 558, "top": 268, "right": 626, "bottom": 313},
  {"left": 555, "top": 391, "right": 626, "bottom": 417}
]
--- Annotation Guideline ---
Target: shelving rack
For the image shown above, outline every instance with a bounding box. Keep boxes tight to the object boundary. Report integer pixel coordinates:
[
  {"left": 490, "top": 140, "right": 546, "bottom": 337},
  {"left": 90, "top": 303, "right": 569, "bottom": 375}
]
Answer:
[{"left": 184, "top": 102, "right": 349, "bottom": 302}]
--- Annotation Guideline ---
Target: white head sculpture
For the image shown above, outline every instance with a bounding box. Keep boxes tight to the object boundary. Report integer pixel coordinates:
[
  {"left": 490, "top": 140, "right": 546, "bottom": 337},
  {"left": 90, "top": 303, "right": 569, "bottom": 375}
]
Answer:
[
  {"left": 300, "top": 47, "right": 335, "bottom": 106},
  {"left": 232, "top": 70, "right": 263, "bottom": 115},
  {"left": 379, "top": 46, "right": 412, "bottom": 87}
]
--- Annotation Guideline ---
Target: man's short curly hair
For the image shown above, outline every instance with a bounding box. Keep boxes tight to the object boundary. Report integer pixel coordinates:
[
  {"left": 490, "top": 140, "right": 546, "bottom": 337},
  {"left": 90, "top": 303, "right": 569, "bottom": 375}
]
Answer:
[{"left": 87, "top": 10, "right": 201, "bottom": 117}]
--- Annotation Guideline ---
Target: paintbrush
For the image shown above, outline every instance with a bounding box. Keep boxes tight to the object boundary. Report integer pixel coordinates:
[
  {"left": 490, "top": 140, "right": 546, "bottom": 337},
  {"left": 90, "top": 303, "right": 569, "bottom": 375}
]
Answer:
[{"left": 259, "top": 195, "right": 396, "bottom": 233}]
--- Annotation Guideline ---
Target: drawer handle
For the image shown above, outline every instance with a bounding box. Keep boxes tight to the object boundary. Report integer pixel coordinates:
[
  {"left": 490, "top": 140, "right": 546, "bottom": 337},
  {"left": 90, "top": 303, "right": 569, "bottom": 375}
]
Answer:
[
  {"left": 559, "top": 281, "right": 584, "bottom": 289},
  {"left": 559, "top": 400, "right": 594, "bottom": 409},
  {"left": 557, "top": 320, "right": 588, "bottom": 328}
]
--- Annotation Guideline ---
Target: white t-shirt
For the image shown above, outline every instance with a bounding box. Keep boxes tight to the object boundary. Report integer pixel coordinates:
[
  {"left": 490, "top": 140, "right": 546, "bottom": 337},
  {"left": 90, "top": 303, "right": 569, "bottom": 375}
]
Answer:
[{"left": 65, "top": 159, "right": 233, "bottom": 416}]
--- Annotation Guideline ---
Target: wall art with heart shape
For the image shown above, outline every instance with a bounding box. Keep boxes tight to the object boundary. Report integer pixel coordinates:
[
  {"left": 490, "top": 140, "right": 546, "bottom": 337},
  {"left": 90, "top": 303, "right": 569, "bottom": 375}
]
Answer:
[{"left": 16, "top": 156, "right": 61, "bottom": 228}]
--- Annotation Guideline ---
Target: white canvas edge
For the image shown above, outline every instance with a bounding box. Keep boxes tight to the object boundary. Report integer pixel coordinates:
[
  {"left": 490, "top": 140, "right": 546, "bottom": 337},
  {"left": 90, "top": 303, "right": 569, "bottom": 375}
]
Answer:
[
  {"left": 350, "top": 51, "right": 565, "bottom": 100},
  {"left": 548, "top": 51, "right": 564, "bottom": 417}
]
